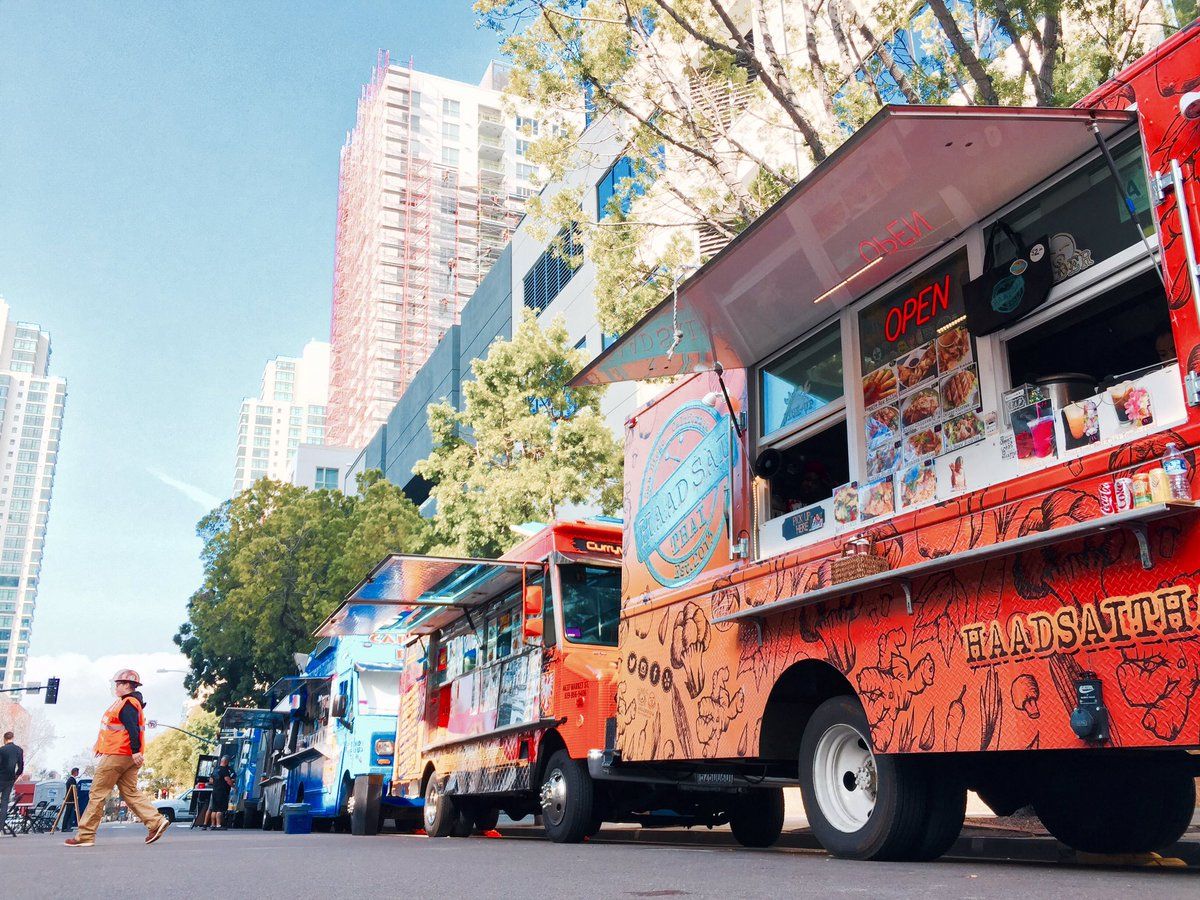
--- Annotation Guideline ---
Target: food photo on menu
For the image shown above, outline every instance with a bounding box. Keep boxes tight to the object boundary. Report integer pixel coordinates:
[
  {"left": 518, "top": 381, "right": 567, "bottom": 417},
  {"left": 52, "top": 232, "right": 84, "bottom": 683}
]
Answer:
[
  {"left": 900, "top": 461, "right": 938, "bottom": 508},
  {"left": 901, "top": 387, "right": 941, "bottom": 429},
  {"left": 940, "top": 365, "right": 980, "bottom": 414},
  {"left": 943, "top": 410, "right": 985, "bottom": 450},
  {"left": 936, "top": 325, "right": 972, "bottom": 372},
  {"left": 833, "top": 482, "right": 859, "bottom": 524},
  {"left": 1060, "top": 398, "right": 1101, "bottom": 450},
  {"left": 863, "top": 363, "right": 899, "bottom": 408},
  {"left": 859, "top": 475, "right": 896, "bottom": 520},
  {"left": 897, "top": 341, "right": 938, "bottom": 390},
  {"left": 903, "top": 426, "right": 941, "bottom": 463}
]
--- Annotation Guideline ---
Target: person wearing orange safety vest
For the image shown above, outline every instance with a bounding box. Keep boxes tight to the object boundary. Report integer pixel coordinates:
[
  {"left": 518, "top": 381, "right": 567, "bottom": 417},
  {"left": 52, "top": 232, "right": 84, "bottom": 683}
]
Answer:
[{"left": 65, "top": 669, "right": 170, "bottom": 847}]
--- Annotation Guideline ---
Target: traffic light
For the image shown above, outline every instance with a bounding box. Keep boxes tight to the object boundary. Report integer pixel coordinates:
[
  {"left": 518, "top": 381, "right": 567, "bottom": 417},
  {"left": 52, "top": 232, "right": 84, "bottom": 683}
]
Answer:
[{"left": 44, "top": 676, "right": 59, "bottom": 705}]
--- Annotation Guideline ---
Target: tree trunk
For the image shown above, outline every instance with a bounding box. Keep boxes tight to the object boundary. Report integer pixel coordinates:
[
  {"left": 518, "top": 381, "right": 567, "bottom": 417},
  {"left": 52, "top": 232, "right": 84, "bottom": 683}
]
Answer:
[
  {"left": 800, "top": 0, "right": 837, "bottom": 122},
  {"left": 927, "top": 0, "right": 999, "bottom": 104},
  {"left": 845, "top": 0, "right": 922, "bottom": 103},
  {"left": 707, "top": 0, "right": 828, "bottom": 161},
  {"left": 1036, "top": 12, "right": 1060, "bottom": 106},
  {"left": 992, "top": 0, "right": 1048, "bottom": 104}
]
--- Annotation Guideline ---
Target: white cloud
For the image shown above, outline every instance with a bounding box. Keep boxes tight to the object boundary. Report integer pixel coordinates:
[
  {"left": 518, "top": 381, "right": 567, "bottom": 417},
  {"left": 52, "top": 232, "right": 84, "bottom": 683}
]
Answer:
[
  {"left": 24, "top": 652, "right": 193, "bottom": 771},
  {"left": 147, "top": 468, "right": 222, "bottom": 510}
]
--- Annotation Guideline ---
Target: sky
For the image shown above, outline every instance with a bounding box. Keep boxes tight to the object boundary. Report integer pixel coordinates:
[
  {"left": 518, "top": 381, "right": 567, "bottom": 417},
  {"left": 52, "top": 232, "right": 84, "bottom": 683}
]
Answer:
[{"left": 0, "top": 1, "right": 503, "bottom": 766}]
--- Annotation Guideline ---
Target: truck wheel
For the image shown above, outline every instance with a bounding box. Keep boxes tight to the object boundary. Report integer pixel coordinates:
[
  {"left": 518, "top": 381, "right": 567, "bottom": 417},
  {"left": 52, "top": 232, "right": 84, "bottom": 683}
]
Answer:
[
  {"left": 1034, "top": 752, "right": 1196, "bottom": 854},
  {"left": 423, "top": 777, "right": 459, "bottom": 838},
  {"left": 160, "top": 808, "right": 176, "bottom": 824},
  {"left": 539, "top": 750, "right": 594, "bottom": 843},
  {"left": 350, "top": 775, "right": 382, "bottom": 837},
  {"left": 728, "top": 788, "right": 785, "bottom": 848},
  {"left": 799, "top": 696, "right": 955, "bottom": 861}
]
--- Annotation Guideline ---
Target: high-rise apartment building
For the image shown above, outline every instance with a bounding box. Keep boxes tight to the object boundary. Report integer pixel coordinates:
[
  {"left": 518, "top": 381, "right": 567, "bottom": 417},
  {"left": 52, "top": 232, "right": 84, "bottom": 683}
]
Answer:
[
  {"left": 233, "top": 341, "right": 330, "bottom": 493},
  {"left": 0, "top": 300, "right": 65, "bottom": 690},
  {"left": 327, "top": 55, "right": 538, "bottom": 449}
]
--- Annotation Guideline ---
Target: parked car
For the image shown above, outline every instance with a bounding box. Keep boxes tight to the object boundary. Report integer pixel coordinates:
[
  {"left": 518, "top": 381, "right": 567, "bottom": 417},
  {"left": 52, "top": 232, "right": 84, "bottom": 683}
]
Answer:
[{"left": 155, "top": 788, "right": 196, "bottom": 823}]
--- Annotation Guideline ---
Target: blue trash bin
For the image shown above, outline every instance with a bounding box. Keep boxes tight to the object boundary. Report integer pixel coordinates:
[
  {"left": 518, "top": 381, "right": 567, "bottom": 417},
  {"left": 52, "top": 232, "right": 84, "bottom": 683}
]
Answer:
[{"left": 282, "top": 803, "right": 312, "bottom": 835}]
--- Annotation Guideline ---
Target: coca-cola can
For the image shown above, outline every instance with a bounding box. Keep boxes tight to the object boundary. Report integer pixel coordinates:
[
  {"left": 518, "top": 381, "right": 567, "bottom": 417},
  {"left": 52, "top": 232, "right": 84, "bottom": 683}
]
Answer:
[
  {"left": 1114, "top": 477, "right": 1135, "bottom": 512},
  {"left": 1098, "top": 480, "right": 1116, "bottom": 515}
]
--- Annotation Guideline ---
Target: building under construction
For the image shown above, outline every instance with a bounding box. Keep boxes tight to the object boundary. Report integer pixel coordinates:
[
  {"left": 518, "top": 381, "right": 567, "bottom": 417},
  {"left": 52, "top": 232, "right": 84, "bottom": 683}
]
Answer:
[{"left": 328, "top": 54, "right": 531, "bottom": 450}]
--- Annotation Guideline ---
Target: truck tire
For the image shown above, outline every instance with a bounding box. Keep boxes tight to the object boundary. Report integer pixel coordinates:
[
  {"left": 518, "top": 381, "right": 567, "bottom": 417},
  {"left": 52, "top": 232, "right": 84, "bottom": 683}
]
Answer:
[
  {"left": 424, "top": 776, "right": 472, "bottom": 838},
  {"left": 1034, "top": 752, "right": 1196, "bottom": 854},
  {"left": 159, "top": 808, "right": 176, "bottom": 824},
  {"left": 728, "top": 788, "right": 785, "bottom": 848},
  {"left": 539, "top": 750, "right": 594, "bottom": 844},
  {"left": 799, "top": 696, "right": 958, "bottom": 861},
  {"left": 350, "top": 775, "right": 383, "bottom": 837}
]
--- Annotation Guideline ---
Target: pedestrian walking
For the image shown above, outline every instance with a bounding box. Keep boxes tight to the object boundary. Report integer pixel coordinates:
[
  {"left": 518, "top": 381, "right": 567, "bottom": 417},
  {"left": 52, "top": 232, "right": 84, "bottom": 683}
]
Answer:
[
  {"left": 0, "top": 730, "right": 24, "bottom": 828},
  {"left": 61, "top": 767, "right": 80, "bottom": 832},
  {"left": 64, "top": 669, "right": 169, "bottom": 848},
  {"left": 204, "top": 756, "right": 234, "bottom": 830}
]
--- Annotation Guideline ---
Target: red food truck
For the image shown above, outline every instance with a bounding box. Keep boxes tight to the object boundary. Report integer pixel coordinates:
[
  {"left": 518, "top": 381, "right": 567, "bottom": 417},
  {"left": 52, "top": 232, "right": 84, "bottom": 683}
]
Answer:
[
  {"left": 319, "top": 520, "right": 675, "bottom": 842},
  {"left": 567, "top": 27, "right": 1200, "bottom": 861}
]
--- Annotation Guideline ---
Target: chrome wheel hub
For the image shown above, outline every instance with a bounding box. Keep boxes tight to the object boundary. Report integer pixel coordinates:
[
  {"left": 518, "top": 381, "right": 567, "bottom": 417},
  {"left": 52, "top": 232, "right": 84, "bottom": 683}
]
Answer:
[
  {"left": 540, "top": 769, "right": 567, "bottom": 827},
  {"left": 812, "top": 723, "right": 879, "bottom": 833}
]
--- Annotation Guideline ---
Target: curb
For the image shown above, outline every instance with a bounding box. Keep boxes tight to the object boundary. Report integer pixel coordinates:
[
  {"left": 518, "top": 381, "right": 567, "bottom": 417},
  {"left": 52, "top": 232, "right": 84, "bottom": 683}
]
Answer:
[{"left": 496, "top": 824, "right": 1200, "bottom": 867}]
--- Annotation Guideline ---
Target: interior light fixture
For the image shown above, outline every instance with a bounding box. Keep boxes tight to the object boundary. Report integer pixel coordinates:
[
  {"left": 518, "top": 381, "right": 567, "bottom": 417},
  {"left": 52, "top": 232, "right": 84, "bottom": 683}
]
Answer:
[{"left": 812, "top": 255, "right": 884, "bottom": 304}]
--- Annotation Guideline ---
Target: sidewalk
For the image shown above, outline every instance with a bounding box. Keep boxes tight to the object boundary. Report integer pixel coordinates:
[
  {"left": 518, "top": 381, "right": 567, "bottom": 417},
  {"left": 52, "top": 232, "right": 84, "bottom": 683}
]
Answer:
[{"left": 498, "top": 803, "right": 1200, "bottom": 867}]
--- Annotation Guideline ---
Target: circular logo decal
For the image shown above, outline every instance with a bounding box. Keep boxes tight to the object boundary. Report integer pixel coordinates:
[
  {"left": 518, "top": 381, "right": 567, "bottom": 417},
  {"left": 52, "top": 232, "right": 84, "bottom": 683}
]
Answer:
[
  {"left": 991, "top": 275, "right": 1025, "bottom": 313},
  {"left": 1009, "top": 259, "right": 1027, "bottom": 276},
  {"left": 634, "top": 401, "right": 731, "bottom": 588},
  {"left": 1029, "top": 243, "right": 1045, "bottom": 262}
]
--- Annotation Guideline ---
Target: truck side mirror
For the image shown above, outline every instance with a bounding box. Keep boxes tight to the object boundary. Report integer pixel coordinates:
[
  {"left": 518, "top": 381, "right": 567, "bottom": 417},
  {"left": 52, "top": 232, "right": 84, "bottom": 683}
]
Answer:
[
  {"left": 523, "top": 585, "right": 544, "bottom": 640},
  {"left": 523, "top": 585, "right": 544, "bottom": 618},
  {"left": 331, "top": 694, "right": 348, "bottom": 720}
]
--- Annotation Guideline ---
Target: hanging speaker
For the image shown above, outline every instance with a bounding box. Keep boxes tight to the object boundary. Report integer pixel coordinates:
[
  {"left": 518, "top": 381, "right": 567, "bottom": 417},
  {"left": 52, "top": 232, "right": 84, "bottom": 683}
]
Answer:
[{"left": 753, "top": 448, "right": 783, "bottom": 480}]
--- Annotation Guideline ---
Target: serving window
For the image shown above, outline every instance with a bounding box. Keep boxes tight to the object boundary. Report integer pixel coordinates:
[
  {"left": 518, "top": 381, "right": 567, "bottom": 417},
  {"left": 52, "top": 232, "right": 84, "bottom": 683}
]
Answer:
[{"left": 759, "top": 321, "right": 843, "bottom": 438}]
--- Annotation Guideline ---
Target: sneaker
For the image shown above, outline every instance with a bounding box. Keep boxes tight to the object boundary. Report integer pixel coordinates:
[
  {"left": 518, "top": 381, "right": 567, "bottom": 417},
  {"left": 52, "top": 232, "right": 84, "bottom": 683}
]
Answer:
[
  {"left": 64, "top": 837, "right": 95, "bottom": 847},
  {"left": 146, "top": 819, "right": 170, "bottom": 845}
]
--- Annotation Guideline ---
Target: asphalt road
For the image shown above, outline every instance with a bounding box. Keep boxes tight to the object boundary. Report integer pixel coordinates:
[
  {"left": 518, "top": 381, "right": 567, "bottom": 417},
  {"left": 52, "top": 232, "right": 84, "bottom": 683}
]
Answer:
[{"left": 3, "top": 822, "right": 1195, "bottom": 900}]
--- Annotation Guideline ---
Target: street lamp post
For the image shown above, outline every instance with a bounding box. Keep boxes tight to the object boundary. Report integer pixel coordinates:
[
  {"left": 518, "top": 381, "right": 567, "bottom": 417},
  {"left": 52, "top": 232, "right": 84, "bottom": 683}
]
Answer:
[{"left": 146, "top": 720, "right": 217, "bottom": 746}]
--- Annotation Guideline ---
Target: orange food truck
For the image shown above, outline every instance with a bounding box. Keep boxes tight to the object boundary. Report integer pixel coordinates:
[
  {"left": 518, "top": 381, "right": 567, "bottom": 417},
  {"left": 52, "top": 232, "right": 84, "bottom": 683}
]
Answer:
[
  {"left": 566, "top": 29, "right": 1200, "bottom": 861},
  {"left": 318, "top": 520, "right": 647, "bottom": 842}
]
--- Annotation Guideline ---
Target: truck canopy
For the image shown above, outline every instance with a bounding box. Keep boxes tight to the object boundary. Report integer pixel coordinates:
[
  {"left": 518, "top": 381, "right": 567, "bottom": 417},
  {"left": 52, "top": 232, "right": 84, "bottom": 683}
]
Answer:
[
  {"left": 569, "top": 104, "right": 1135, "bottom": 389},
  {"left": 315, "top": 554, "right": 540, "bottom": 639},
  {"left": 219, "top": 707, "right": 286, "bottom": 731}
]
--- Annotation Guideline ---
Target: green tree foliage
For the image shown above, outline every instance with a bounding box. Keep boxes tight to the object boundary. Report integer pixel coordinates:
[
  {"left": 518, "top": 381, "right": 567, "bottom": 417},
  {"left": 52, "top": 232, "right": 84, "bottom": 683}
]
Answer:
[
  {"left": 141, "top": 708, "right": 218, "bottom": 796},
  {"left": 175, "top": 473, "right": 429, "bottom": 711},
  {"left": 415, "top": 312, "right": 623, "bottom": 557},
  {"left": 479, "top": 0, "right": 1181, "bottom": 333}
]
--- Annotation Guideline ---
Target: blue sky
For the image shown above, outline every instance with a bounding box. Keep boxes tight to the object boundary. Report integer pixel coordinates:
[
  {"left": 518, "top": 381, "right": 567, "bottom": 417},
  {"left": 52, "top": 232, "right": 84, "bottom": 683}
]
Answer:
[{"left": 0, "top": 1, "right": 501, "bottom": 759}]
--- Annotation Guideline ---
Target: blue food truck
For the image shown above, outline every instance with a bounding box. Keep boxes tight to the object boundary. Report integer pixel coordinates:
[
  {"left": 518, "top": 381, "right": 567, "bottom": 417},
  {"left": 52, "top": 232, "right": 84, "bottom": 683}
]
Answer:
[
  {"left": 258, "top": 632, "right": 420, "bottom": 833},
  {"left": 217, "top": 707, "right": 287, "bottom": 827}
]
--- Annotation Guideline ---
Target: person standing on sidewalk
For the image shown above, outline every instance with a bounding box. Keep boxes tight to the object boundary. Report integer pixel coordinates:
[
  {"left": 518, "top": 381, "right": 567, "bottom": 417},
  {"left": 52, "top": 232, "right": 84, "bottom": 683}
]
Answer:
[
  {"left": 65, "top": 669, "right": 169, "bottom": 848},
  {"left": 0, "top": 731, "right": 23, "bottom": 824},
  {"left": 62, "top": 767, "right": 80, "bottom": 832}
]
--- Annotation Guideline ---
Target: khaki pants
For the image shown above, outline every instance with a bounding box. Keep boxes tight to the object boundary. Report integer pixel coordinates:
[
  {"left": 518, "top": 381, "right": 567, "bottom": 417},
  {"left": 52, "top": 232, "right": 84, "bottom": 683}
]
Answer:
[{"left": 77, "top": 754, "right": 165, "bottom": 842}]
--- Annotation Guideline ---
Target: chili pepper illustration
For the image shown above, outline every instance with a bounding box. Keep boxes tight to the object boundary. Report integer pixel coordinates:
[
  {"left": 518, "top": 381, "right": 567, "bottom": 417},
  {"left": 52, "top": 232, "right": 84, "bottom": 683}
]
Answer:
[
  {"left": 670, "top": 684, "right": 695, "bottom": 759},
  {"left": 943, "top": 684, "right": 967, "bottom": 752},
  {"left": 919, "top": 708, "right": 937, "bottom": 751},
  {"left": 669, "top": 601, "right": 711, "bottom": 700},
  {"left": 979, "top": 667, "right": 1003, "bottom": 751}
]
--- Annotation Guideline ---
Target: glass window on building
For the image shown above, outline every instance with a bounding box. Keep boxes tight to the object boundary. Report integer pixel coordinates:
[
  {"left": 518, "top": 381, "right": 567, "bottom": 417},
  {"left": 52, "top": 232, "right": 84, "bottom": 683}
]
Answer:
[
  {"left": 441, "top": 121, "right": 460, "bottom": 142},
  {"left": 314, "top": 467, "right": 339, "bottom": 491},
  {"left": 442, "top": 147, "right": 460, "bottom": 166},
  {"left": 443, "top": 98, "right": 460, "bottom": 117}
]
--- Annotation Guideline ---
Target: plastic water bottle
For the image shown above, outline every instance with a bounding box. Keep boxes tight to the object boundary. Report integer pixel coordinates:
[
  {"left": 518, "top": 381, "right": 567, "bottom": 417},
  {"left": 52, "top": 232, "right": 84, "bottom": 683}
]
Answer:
[{"left": 1162, "top": 442, "right": 1191, "bottom": 501}]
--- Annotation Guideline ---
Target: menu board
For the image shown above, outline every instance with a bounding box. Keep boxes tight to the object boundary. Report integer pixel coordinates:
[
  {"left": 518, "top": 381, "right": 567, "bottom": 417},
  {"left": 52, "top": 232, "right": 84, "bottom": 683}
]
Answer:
[{"left": 858, "top": 252, "right": 983, "bottom": 509}]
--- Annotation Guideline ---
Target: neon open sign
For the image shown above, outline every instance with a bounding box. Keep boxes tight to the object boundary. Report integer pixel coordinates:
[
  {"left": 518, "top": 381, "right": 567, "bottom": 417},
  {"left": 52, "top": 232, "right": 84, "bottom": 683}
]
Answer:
[
  {"left": 883, "top": 273, "right": 953, "bottom": 343},
  {"left": 858, "top": 210, "right": 934, "bottom": 264}
]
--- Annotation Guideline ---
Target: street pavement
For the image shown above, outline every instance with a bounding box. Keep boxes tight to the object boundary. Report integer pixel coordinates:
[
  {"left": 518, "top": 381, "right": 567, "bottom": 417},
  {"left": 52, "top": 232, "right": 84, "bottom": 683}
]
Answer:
[{"left": 2, "top": 820, "right": 1197, "bottom": 900}]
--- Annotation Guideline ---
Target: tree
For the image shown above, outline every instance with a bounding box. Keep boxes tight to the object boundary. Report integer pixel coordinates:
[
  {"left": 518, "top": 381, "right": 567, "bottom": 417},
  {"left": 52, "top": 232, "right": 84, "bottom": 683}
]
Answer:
[
  {"left": 141, "top": 708, "right": 218, "bottom": 796},
  {"left": 175, "top": 474, "right": 429, "bottom": 712},
  {"left": 415, "top": 312, "right": 623, "bottom": 557},
  {"left": 479, "top": 0, "right": 1179, "bottom": 333}
]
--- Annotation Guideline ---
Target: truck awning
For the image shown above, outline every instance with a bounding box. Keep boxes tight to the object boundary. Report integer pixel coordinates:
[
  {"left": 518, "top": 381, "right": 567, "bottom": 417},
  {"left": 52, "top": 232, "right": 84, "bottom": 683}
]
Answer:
[
  {"left": 570, "top": 104, "right": 1136, "bottom": 387},
  {"left": 219, "top": 707, "right": 287, "bottom": 731},
  {"left": 314, "top": 555, "right": 541, "bottom": 638}
]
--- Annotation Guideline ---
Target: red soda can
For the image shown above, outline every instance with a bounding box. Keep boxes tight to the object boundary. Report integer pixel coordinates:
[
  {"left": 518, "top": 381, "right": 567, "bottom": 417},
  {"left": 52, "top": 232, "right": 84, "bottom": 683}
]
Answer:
[
  {"left": 1098, "top": 480, "right": 1116, "bottom": 515},
  {"left": 1114, "top": 477, "right": 1135, "bottom": 512}
]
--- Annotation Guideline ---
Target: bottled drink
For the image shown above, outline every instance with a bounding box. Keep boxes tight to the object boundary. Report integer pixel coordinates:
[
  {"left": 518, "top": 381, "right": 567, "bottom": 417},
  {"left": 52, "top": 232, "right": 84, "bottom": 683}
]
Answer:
[{"left": 1162, "top": 442, "right": 1191, "bottom": 501}]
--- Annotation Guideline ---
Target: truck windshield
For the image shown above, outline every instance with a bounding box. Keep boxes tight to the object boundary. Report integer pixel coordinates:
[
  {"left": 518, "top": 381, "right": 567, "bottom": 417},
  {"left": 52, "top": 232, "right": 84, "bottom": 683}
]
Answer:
[
  {"left": 357, "top": 670, "right": 401, "bottom": 715},
  {"left": 558, "top": 562, "right": 621, "bottom": 646}
]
